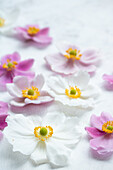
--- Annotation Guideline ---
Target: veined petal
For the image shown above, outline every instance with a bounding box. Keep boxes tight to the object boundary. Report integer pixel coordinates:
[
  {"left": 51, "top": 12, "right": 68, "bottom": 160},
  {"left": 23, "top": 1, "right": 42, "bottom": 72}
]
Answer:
[
  {"left": 31, "top": 74, "right": 44, "bottom": 91},
  {"left": 17, "top": 59, "right": 34, "bottom": 71},
  {"left": 24, "top": 96, "right": 53, "bottom": 105},
  {"left": 30, "top": 141, "right": 48, "bottom": 164},
  {"left": 13, "top": 76, "right": 30, "bottom": 90}
]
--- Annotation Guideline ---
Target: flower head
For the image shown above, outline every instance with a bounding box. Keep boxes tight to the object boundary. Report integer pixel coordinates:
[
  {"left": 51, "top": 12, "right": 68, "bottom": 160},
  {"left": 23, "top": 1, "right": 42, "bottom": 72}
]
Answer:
[
  {"left": 47, "top": 71, "right": 99, "bottom": 113},
  {"left": 0, "top": 101, "right": 8, "bottom": 140},
  {"left": 85, "top": 112, "right": 113, "bottom": 159},
  {"left": 7, "top": 74, "right": 53, "bottom": 107},
  {"left": 4, "top": 112, "right": 81, "bottom": 167},
  {"left": 15, "top": 25, "right": 52, "bottom": 46},
  {"left": 45, "top": 41, "right": 101, "bottom": 75},
  {"left": 0, "top": 8, "right": 20, "bottom": 35}
]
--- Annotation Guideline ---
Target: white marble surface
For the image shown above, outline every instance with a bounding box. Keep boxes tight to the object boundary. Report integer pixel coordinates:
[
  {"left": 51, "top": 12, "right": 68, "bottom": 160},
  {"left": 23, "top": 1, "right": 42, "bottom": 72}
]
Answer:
[{"left": 0, "top": 0, "right": 113, "bottom": 169}]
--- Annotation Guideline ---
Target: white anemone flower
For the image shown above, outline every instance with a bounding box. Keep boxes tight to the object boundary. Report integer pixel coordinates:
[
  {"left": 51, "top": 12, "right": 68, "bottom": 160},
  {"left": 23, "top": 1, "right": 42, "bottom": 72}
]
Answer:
[
  {"left": 47, "top": 71, "right": 100, "bottom": 110},
  {"left": 0, "top": 8, "right": 20, "bottom": 35},
  {"left": 4, "top": 112, "right": 81, "bottom": 167}
]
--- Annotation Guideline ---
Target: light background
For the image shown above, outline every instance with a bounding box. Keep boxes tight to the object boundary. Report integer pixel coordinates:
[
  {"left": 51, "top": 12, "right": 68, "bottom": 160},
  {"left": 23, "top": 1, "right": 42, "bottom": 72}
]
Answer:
[{"left": 0, "top": 0, "right": 113, "bottom": 170}]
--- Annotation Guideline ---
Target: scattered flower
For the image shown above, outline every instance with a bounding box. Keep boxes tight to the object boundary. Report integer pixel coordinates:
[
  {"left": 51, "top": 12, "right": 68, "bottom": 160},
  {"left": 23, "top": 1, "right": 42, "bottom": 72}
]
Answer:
[
  {"left": 0, "top": 52, "right": 35, "bottom": 90},
  {"left": 4, "top": 112, "right": 81, "bottom": 167},
  {"left": 47, "top": 71, "right": 99, "bottom": 112},
  {"left": 0, "top": 8, "right": 20, "bottom": 35},
  {"left": 45, "top": 41, "right": 101, "bottom": 75},
  {"left": 7, "top": 74, "right": 53, "bottom": 107},
  {"left": 85, "top": 112, "right": 113, "bottom": 159},
  {"left": 15, "top": 25, "right": 52, "bottom": 46},
  {"left": 0, "top": 101, "right": 8, "bottom": 140}
]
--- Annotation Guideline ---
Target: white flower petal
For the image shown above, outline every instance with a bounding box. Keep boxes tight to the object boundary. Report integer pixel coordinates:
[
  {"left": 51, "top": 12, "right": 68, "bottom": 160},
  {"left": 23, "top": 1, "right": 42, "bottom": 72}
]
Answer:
[
  {"left": 24, "top": 96, "right": 53, "bottom": 104},
  {"left": 81, "top": 84, "right": 100, "bottom": 98},
  {"left": 65, "top": 71, "right": 90, "bottom": 90},
  {"left": 4, "top": 115, "right": 37, "bottom": 155},
  {"left": 13, "top": 76, "right": 30, "bottom": 90},
  {"left": 7, "top": 83, "right": 22, "bottom": 98},
  {"left": 47, "top": 76, "right": 67, "bottom": 94},
  {"left": 30, "top": 141, "right": 48, "bottom": 164},
  {"left": 31, "top": 74, "right": 44, "bottom": 91},
  {"left": 10, "top": 99, "right": 26, "bottom": 107},
  {"left": 46, "top": 138, "right": 70, "bottom": 167}
]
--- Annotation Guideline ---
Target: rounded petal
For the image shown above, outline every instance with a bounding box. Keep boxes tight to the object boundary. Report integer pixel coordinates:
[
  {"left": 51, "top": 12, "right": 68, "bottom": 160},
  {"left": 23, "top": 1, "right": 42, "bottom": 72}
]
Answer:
[
  {"left": 85, "top": 127, "right": 106, "bottom": 138},
  {"left": 15, "top": 70, "right": 35, "bottom": 79},
  {"left": 30, "top": 141, "right": 48, "bottom": 164},
  {"left": 0, "top": 101, "right": 8, "bottom": 130},
  {"left": 7, "top": 83, "right": 23, "bottom": 98},
  {"left": 90, "top": 134, "right": 113, "bottom": 158},
  {"left": 45, "top": 53, "right": 78, "bottom": 75},
  {"left": 15, "top": 27, "right": 31, "bottom": 40},
  {"left": 46, "top": 139, "right": 70, "bottom": 167},
  {"left": 38, "top": 27, "right": 50, "bottom": 35},
  {"left": 32, "top": 35, "right": 52, "bottom": 44},
  {"left": 31, "top": 74, "right": 44, "bottom": 91},
  {"left": 80, "top": 49, "right": 101, "bottom": 65},
  {"left": 4, "top": 114, "right": 37, "bottom": 155},
  {"left": 90, "top": 112, "right": 113, "bottom": 131},
  {"left": 24, "top": 96, "right": 53, "bottom": 105},
  {"left": 17, "top": 59, "right": 34, "bottom": 71},
  {"left": 103, "top": 74, "right": 113, "bottom": 84},
  {"left": 13, "top": 76, "right": 30, "bottom": 90}
]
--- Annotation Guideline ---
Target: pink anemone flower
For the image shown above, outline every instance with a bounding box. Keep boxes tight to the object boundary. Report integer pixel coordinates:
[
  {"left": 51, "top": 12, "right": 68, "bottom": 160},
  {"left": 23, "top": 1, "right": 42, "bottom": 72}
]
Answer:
[
  {"left": 15, "top": 25, "right": 52, "bottom": 46},
  {"left": 0, "top": 52, "right": 35, "bottom": 90},
  {"left": 0, "top": 101, "right": 8, "bottom": 140},
  {"left": 45, "top": 41, "right": 101, "bottom": 76},
  {"left": 85, "top": 112, "right": 113, "bottom": 159},
  {"left": 7, "top": 74, "right": 53, "bottom": 108}
]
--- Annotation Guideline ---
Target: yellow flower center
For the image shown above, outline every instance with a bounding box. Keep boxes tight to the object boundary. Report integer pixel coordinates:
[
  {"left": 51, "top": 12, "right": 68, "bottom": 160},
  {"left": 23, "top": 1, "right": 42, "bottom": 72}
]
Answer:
[
  {"left": 2, "top": 59, "right": 18, "bottom": 71},
  {"left": 22, "top": 86, "right": 40, "bottom": 100},
  {"left": 65, "top": 86, "right": 81, "bottom": 98},
  {"left": 34, "top": 126, "right": 53, "bottom": 141},
  {"left": 64, "top": 48, "right": 82, "bottom": 61},
  {"left": 27, "top": 27, "right": 40, "bottom": 35},
  {"left": 102, "top": 121, "right": 113, "bottom": 133},
  {"left": 0, "top": 18, "right": 5, "bottom": 27}
]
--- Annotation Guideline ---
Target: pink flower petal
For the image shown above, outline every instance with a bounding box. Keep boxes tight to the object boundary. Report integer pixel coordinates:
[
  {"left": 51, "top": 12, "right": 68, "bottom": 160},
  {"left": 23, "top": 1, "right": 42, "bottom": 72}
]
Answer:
[
  {"left": 85, "top": 127, "right": 106, "bottom": 138},
  {"left": 15, "top": 27, "right": 31, "bottom": 40},
  {"left": 45, "top": 53, "right": 78, "bottom": 75},
  {"left": 77, "top": 62, "right": 96, "bottom": 74},
  {"left": 80, "top": 49, "right": 100, "bottom": 65},
  {"left": 15, "top": 69, "right": 35, "bottom": 79},
  {"left": 90, "top": 134, "right": 113, "bottom": 157},
  {"left": 0, "top": 101, "right": 8, "bottom": 130},
  {"left": 17, "top": 59, "right": 34, "bottom": 71},
  {"left": 32, "top": 36, "right": 52, "bottom": 44},
  {"left": 90, "top": 112, "right": 113, "bottom": 131},
  {"left": 38, "top": 27, "right": 50, "bottom": 36},
  {"left": 103, "top": 74, "right": 113, "bottom": 84},
  {"left": 1, "top": 52, "right": 21, "bottom": 65}
]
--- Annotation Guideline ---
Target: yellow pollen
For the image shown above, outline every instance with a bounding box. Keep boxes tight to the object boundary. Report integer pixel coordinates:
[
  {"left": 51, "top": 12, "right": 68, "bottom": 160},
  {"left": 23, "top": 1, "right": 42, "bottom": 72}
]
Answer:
[
  {"left": 65, "top": 86, "right": 81, "bottom": 98},
  {"left": 34, "top": 126, "right": 53, "bottom": 141},
  {"left": 0, "top": 18, "right": 5, "bottom": 27},
  {"left": 102, "top": 121, "right": 113, "bottom": 133},
  {"left": 64, "top": 48, "right": 82, "bottom": 61},
  {"left": 22, "top": 86, "right": 40, "bottom": 100},
  {"left": 2, "top": 59, "right": 18, "bottom": 71},
  {"left": 27, "top": 27, "right": 40, "bottom": 35}
]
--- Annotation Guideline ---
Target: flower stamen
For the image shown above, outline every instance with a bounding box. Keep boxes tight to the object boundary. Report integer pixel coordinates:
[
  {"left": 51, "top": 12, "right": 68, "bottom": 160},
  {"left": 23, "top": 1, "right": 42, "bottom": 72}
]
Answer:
[
  {"left": 0, "top": 18, "right": 5, "bottom": 27},
  {"left": 64, "top": 48, "right": 82, "bottom": 61},
  {"left": 102, "top": 121, "right": 113, "bottom": 133},
  {"left": 22, "top": 86, "right": 40, "bottom": 100},
  {"left": 34, "top": 126, "right": 53, "bottom": 141},
  {"left": 2, "top": 59, "right": 18, "bottom": 71},
  {"left": 27, "top": 27, "right": 40, "bottom": 35},
  {"left": 65, "top": 86, "right": 81, "bottom": 98}
]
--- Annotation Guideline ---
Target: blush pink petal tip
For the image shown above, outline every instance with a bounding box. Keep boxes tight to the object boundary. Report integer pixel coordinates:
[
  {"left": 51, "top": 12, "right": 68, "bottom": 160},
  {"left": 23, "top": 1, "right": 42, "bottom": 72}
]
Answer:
[
  {"left": 0, "top": 101, "right": 8, "bottom": 139},
  {"left": 0, "top": 52, "right": 35, "bottom": 91},
  {"left": 45, "top": 42, "right": 100, "bottom": 76},
  {"left": 15, "top": 25, "right": 52, "bottom": 46},
  {"left": 85, "top": 112, "right": 113, "bottom": 159},
  {"left": 103, "top": 74, "right": 113, "bottom": 84}
]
